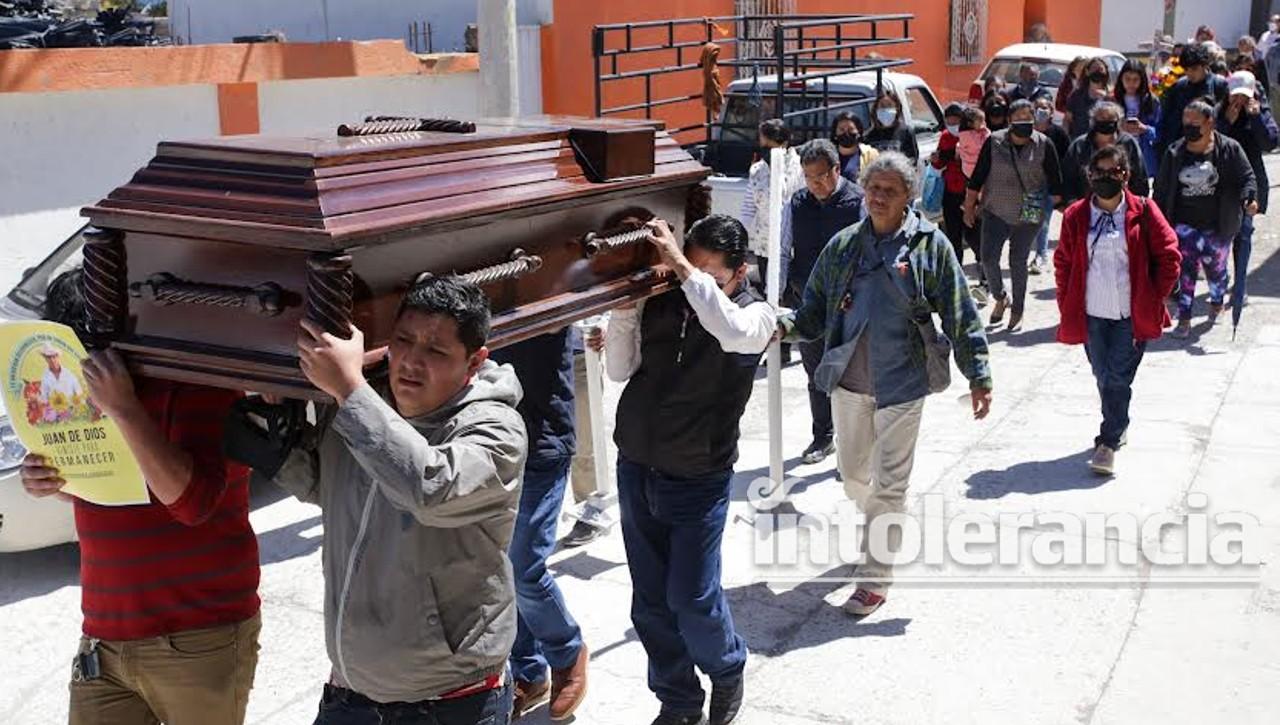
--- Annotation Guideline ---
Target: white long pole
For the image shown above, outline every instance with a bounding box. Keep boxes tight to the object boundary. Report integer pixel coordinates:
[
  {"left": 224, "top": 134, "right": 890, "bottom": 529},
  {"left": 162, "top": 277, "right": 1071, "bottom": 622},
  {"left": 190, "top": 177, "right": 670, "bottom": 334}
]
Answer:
[
  {"left": 581, "top": 318, "right": 614, "bottom": 498},
  {"left": 765, "top": 147, "right": 785, "bottom": 492}
]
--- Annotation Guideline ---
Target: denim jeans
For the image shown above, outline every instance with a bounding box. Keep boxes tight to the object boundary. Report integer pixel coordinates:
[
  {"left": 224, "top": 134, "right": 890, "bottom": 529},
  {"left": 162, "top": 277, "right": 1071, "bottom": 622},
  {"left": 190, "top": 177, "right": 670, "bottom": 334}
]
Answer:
[
  {"left": 313, "top": 682, "right": 512, "bottom": 725},
  {"left": 509, "top": 456, "right": 584, "bottom": 684},
  {"left": 980, "top": 212, "right": 1040, "bottom": 314},
  {"left": 789, "top": 280, "right": 833, "bottom": 445},
  {"left": 1084, "top": 316, "right": 1146, "bottom": 450},
  {"left": 617, "top": 458, "right": 747, "bottom": 715}
]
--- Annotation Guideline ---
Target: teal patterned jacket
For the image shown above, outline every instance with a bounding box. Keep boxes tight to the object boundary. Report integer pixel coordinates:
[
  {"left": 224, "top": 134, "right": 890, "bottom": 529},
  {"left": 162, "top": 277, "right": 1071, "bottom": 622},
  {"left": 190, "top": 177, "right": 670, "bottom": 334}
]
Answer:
[{"left": 779, "top": 210, "right": 993, "bottom": 406}]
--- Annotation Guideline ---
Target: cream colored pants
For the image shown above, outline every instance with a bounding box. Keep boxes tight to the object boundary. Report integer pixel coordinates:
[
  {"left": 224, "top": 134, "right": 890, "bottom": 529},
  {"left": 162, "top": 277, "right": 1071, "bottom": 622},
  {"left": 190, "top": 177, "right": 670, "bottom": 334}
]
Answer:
[{"left": 831, "top": 388, "right": 925, "bottom": 594}]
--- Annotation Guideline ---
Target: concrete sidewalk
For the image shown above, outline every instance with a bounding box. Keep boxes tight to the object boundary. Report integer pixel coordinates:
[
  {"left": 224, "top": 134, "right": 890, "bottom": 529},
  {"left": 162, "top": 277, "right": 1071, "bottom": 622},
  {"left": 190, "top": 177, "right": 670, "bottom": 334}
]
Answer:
[{"left": 4, "top": 179, "right": 1280, "bottom": 723}]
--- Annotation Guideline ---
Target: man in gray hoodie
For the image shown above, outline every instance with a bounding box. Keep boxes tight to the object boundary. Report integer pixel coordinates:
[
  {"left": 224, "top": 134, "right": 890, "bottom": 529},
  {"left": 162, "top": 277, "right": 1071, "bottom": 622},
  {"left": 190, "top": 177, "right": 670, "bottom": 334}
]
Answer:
[{"left": 268, "top": 275, "right": 527, "bottom": 724}]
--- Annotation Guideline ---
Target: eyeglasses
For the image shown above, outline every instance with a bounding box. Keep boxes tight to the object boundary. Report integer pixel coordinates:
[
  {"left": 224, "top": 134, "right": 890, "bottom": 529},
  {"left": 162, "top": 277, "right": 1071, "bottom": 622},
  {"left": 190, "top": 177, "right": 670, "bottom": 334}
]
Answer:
[{"left": 1088, "top": 167, "right": 1125, "bottom": 179}]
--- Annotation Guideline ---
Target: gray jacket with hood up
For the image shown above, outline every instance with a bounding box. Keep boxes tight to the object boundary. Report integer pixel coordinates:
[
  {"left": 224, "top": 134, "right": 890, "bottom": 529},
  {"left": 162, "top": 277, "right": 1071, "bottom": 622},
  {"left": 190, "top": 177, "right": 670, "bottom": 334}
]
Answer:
[{"left": 273, "top": 361, "right": 526, "bottom": 703}]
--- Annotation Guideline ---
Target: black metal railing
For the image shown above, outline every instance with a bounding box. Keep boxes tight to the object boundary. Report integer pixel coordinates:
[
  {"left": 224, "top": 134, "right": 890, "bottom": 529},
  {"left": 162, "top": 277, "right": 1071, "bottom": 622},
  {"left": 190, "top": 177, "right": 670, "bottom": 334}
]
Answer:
[{"left": 592, "top": 14, "right": 914, "bottom": 151}]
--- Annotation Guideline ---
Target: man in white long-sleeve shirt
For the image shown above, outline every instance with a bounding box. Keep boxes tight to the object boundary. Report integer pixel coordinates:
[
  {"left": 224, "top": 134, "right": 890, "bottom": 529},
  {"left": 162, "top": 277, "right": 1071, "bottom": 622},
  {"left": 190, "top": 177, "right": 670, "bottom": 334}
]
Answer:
[{"left": 590, "top": 215, "right": 772, "bottom": 725}]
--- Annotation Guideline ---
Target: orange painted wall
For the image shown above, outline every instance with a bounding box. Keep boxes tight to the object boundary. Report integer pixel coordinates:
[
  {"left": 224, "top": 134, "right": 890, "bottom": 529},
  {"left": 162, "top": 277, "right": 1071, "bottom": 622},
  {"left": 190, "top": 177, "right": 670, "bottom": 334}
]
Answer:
[
  {"left": 1029, "top": 0, "right": 1102, "bottom": 49},
  {"left": 541, "top": 0, "right": 1103, "bottom": 127},
  {"left": 542, "top": 0, "right": 736, "bottom": 143},
  {"left": 0, "top": 41, "right": 476, "bottom": 94},
  {"left": 777, "top": 0, "right": 1032, "bottom": 102}
]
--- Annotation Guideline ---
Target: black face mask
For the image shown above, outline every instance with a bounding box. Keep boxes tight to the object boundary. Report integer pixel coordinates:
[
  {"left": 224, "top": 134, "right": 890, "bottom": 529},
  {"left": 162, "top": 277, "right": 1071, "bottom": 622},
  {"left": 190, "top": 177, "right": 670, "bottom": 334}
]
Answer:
[
  {"left": 1090, "top": 176, "right": 1124, "bottom": 199},
  {"left": 1010, "top": 121, "right": 1034, "bottom": 139},
  {"left": 835, "top": 132, "right": 860, "bottom": 148},
  {"left": 1093, "top": 121, "right": 1119, "bottom": 136},
  {"left": 1089, "top": 71, "right": 1108, "bottom": 84},
  {"left": 1183, "top": 124, "right": 1204, "bottom": 142}
]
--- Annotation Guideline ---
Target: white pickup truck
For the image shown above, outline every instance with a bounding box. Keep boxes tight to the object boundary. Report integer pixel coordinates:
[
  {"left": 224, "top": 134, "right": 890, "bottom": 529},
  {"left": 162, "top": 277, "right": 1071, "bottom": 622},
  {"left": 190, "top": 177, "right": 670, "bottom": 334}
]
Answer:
[{"left": 701, "top": 70, "right": 948, "bottom": 218}]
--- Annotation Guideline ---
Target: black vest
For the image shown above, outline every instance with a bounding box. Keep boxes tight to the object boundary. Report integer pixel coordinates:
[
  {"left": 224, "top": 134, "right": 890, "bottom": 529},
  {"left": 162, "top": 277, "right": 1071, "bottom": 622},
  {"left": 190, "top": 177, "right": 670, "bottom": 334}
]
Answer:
[
  {"left": 788, "top": 181, "right": 864, "bottom": 288},
  {"left": 614, "top": 285, "right": 763, "bottom": 478}
]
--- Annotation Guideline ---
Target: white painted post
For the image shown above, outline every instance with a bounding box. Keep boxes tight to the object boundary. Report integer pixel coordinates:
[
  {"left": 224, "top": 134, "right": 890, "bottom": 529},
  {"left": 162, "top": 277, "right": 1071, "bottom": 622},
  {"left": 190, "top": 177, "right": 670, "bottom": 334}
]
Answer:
[
  {"left": 478, "top": 0, "right": 520, "bottom": 118},
  {"left": 766, "top": 147, "right": 785, "bottom": 491},
  {"left": 579, "top": 317, "right": 614, "bottom": 498},
  {"left": 574, "top": 316, "right": 616, "bottom": 530}
]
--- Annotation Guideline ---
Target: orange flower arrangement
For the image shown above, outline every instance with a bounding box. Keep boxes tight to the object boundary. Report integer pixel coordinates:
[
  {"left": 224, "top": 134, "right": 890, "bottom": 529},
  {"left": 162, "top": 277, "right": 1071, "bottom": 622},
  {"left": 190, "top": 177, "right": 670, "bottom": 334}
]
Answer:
[{"left": 1152, "top": 59, "right": 1184, "bottom": 100}]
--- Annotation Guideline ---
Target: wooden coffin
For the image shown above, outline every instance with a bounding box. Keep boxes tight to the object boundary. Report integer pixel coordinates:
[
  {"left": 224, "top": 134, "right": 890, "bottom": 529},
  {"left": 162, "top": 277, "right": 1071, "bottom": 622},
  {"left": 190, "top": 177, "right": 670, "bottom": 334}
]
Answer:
[{"left": 80, "top": 116, "right": 711, "bottom": 399}]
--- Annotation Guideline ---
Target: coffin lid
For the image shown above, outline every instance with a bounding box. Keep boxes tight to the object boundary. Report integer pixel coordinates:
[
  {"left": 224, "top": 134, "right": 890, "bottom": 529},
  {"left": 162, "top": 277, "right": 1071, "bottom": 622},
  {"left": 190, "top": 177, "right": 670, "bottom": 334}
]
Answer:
[{"left": 82, "top": 116, "right": 709, "bottom": 252}]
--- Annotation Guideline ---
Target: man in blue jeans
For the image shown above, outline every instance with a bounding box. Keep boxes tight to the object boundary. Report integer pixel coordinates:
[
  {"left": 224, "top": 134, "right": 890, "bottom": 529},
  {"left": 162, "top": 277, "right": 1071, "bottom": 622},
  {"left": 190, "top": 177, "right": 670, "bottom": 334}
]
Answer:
[
  {"left": 593, "top": 215, "right": 775, "bottom": 725},
  {"left": 490, "top": 328, "right": 589, "bottom": 721}
]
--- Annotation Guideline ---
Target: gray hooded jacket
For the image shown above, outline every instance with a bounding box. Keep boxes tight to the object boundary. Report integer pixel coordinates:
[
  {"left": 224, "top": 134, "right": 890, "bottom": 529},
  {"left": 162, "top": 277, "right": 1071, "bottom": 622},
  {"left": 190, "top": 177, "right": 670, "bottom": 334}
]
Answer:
[{"left": 273, "top": 361, "right": 526, "bottom": 703}]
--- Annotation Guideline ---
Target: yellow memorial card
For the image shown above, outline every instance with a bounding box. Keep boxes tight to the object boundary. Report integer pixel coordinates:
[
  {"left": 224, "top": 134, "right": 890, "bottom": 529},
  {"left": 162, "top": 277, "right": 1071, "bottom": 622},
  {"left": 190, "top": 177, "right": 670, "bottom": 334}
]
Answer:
[{"left": 0, "top": 321, "right": 149, "bottom": 506}]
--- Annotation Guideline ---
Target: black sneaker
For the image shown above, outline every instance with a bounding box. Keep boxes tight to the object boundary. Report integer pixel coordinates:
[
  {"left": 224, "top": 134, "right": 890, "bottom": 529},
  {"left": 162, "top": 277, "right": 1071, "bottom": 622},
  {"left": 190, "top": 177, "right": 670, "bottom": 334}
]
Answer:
[
  {"left": 559, "top": 520, "right": 609, "bottom": 549},
  {"left": 651, "top": 711, "right": 706, "bottom": 725},
  {"left": 709, "top": 676, "right": 744, "bottom": 725},
  {"left": 801, "top": 440, "right": 835, "bottom": 465}
]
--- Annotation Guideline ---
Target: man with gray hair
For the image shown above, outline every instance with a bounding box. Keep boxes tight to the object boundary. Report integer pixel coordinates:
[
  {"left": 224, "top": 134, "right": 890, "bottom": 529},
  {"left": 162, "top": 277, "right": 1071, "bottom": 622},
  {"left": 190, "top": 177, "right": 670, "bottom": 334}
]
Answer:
[
  {"left": 779, "top": 138, "right": 866, "bottom": 466},
  {"left": 779, "top": 152, "right": 993, "bottom": 617},
  {"left": 1062, "top": 101, "right": 1150, "bottom": 204}
]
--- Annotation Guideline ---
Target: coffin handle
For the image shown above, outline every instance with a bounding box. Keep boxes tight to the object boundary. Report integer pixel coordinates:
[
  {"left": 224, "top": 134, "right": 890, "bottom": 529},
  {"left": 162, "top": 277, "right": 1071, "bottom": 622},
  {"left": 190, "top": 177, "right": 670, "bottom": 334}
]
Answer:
[
  {"left": 580, "top": 226, "right": 652, "bottom": 258},
  {"left": 424, "top": 249, "right": 544, "bottom": 287},
  {"left": 129, "top": 273, "right": 285, "bottom": 317}
]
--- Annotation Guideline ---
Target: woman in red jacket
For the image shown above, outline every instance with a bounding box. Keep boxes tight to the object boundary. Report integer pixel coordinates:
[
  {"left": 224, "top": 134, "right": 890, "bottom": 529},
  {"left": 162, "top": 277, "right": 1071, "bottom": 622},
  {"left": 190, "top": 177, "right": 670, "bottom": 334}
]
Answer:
[{"left": 1054, "top": 145, "right": 1181, "bottom": 476}]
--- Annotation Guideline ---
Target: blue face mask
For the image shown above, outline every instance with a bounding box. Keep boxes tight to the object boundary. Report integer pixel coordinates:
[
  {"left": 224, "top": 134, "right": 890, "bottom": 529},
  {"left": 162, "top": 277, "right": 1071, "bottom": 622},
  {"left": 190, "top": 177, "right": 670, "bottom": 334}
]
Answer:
[
  {"left": 946, "top": 123, "right": 961, "bottom": 135},
  {"left": 876, "top": 108, "right": 898, "bottom": 126}
]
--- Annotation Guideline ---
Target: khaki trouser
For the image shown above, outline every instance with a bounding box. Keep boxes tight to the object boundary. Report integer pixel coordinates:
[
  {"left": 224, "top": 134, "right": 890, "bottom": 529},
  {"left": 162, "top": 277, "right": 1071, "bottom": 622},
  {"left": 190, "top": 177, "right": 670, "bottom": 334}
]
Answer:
[
  {"left": 69, "top": 612, "right": 261, "bottom": 725},
  {"left": 831, "top": 389, "right": 925, "bottom": 594},
  {"left": 570, "top": 350, "right": 599, "bottom": 503}
]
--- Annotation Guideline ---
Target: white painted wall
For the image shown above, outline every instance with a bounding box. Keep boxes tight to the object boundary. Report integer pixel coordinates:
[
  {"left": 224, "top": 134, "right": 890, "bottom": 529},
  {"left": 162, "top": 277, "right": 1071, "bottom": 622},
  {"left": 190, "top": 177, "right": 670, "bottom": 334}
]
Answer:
[
  {"left": 169, "top": 0, "right": 554, "bottom": 52},
  {"left": 1102, "top": 0, "right": 1253, "bottom": 53},
  {"left": 0, "top": 85, "right": 219, "bottom": 295},
  {"left": 258, "top": 74, "right": 481, "bottom": 134},
  {"left": 1172, "top": 0, "right": 1251, "bottom": 46},
  {"left": 0, "top": 71, "right": 480, "bottom": 297}
]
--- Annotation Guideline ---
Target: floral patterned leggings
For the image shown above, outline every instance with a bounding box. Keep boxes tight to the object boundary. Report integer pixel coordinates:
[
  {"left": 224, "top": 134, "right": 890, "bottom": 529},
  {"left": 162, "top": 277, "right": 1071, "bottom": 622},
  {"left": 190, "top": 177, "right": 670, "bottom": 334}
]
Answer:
[{"left": 1174, "top": 224, "right": 1232, "bottom": 321}]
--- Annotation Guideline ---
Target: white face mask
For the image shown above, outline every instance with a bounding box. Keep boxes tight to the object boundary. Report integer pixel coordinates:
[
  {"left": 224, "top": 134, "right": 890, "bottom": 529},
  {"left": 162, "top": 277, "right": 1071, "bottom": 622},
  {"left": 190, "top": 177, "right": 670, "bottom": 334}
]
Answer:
[{"left": 876, "top": 108, "right": 898, "bottom": 126}]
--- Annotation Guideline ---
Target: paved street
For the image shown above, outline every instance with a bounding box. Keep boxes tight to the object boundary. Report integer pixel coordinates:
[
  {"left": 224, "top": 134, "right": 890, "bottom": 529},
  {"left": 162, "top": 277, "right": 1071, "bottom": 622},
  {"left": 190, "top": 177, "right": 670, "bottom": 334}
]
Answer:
[{"left": 5, "top": 158, "right": 1280, "bottom": 723}]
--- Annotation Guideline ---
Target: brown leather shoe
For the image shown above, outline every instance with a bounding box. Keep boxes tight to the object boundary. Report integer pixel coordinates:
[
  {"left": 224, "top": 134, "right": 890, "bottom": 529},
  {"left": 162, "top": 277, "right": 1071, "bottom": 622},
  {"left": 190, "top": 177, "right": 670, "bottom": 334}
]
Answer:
[
  {"left": 512, "top": 678, "right": 550, "bottom": 720},
  {"left": 549, "top": 645, "right": 589, "bottom": 721}
]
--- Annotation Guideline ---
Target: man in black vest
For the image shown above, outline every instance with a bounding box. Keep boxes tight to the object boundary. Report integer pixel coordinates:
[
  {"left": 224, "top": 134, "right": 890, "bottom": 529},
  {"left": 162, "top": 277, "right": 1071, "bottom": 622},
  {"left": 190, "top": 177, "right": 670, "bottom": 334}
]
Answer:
[
  {"left": 593, "top": 215, "right": 774, "bottom": 725},
  {"left": 780, "top": 139, "right": 866, "bottom": 465}
]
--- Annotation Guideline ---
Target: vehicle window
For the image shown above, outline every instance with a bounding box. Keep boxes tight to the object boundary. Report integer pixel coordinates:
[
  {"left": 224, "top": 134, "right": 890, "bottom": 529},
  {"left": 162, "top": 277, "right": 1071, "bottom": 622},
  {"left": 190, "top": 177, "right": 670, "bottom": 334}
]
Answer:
[
  {"left": 983, "top": 59, "right": 1068, "bottom": 89},
  {"left": 719, "top": 93, "right": 870, "bottom": 144},
  {"left": 904, "top": 87, "right": 942, "bottom": 134},
  {"left": 6, "top": 226, "right": 88, "bottom": 315},
  {"left": 1105, "top": 56, "right": 1126, "bottom": 82}
]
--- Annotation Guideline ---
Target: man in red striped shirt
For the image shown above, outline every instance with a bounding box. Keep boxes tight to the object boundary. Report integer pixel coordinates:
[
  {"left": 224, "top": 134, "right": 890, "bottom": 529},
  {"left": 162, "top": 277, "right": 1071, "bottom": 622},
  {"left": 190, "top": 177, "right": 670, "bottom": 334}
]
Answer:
[{"left": 19, "top": 268, "right": 261, "bottom": 725}]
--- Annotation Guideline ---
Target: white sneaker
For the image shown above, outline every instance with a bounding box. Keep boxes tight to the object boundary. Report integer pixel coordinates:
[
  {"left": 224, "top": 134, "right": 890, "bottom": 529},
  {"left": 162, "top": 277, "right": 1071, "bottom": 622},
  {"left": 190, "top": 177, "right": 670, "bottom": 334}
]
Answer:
[{"left": 1089, "top": 445, "right": 1116, "bottom": 476}]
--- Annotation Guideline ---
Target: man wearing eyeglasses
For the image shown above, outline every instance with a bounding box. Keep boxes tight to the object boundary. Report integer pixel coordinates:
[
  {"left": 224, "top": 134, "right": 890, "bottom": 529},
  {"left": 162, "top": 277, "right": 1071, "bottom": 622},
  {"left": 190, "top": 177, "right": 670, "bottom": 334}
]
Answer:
[{"left": 1054, "top": 145, "right": 1181, "bottom": 476}]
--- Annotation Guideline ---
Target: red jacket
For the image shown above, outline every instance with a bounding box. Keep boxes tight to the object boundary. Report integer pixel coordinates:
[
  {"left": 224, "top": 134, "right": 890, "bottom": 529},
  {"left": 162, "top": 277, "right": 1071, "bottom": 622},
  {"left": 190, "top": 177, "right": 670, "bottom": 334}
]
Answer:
[
  {"left": 1054, "top": 190, "right": 1182, "bottom": 344},
  {"left": 932, "top": 131, "right": 968, "bottom": 194}
]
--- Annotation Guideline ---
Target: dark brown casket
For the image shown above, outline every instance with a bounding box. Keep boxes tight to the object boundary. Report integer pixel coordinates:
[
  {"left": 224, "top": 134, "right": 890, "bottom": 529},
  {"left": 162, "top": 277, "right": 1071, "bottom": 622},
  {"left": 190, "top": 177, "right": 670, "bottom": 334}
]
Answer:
[{"left": 80, "top": 116, "right": 711, "bottom": 399}]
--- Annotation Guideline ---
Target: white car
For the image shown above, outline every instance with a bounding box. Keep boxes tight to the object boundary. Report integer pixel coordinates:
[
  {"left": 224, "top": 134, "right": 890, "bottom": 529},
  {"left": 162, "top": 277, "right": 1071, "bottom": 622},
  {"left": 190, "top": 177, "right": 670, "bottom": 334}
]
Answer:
[
  {"left": 0, "top": 227, "right": 88, "bottom": 552},
  {"left": 969, "top": 43, "right": 1128, "bottom": 104},
  {"left": 704, "top": 70, "right": 947, "bottom": 218}
]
